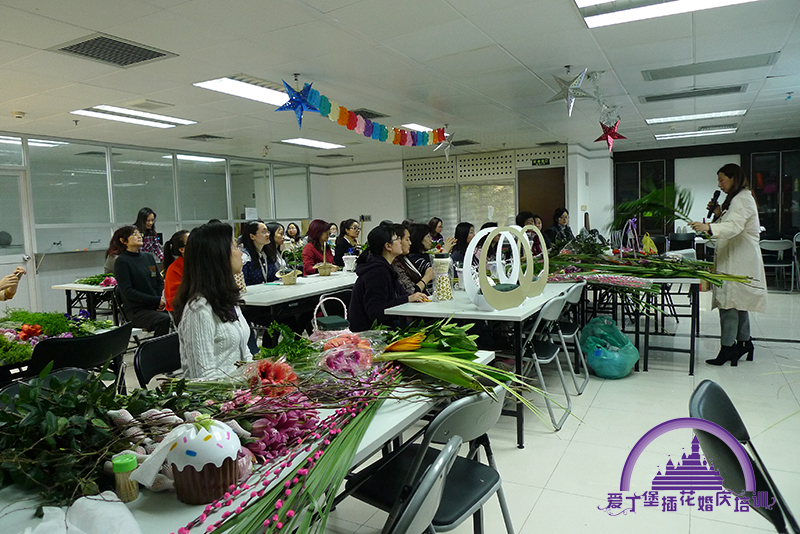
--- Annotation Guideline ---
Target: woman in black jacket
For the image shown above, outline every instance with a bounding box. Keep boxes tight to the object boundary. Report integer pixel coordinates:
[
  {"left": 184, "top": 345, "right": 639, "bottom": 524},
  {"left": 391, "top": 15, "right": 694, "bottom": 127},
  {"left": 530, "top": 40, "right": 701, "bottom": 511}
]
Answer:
[{"left": 348, "top": 226, "right": 427, "bottom": 331}]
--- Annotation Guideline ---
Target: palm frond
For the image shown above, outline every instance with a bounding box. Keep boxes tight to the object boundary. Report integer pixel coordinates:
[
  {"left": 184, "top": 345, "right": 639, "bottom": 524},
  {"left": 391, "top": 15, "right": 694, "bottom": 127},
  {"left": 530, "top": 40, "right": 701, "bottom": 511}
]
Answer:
[{"left": 612, "top": 181, "right": 694, "bottom": 230}]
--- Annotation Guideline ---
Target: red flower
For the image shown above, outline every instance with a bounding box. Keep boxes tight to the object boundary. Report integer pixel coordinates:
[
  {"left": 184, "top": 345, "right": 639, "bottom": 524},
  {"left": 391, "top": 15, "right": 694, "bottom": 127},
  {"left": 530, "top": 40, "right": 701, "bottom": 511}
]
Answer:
[{"left": 248, "top": 359, "right": 298, "bottom": 397}]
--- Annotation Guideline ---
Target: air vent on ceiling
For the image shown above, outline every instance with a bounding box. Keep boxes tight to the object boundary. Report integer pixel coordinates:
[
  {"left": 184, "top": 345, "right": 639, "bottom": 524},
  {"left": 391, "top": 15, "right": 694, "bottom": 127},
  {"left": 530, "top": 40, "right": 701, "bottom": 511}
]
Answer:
[
  {"left": 350, "top": 108, "right": 389, "bottom": 120},
  {"left": 699, "top": 124, "right": 738, "bottom": 131},
  {"left": 639, "top": 85, "right": 747, "bottom": 103},
  {"left": 452, "top": 139, "right": 478, "bottom": 147},
  {"left": 51, "top": 34, "right": 176, "bottom": 68},
  {"left": 642, "top": 53, "right": 779, "bottom": 81},
  {"left": 536, "top": 141, "right": 564, "bottom": 147},
  {"left": 74, "top": 151, "right": 121, "bottom": 157},
  {"left": 317, "top": 154, "right": 354, "bottom": 159},
  {"left": 230, "top": 74, "right": 287, "bottom": 93},
  {"left": 181, "top": 134, "right": 231, "bottom": 142}
]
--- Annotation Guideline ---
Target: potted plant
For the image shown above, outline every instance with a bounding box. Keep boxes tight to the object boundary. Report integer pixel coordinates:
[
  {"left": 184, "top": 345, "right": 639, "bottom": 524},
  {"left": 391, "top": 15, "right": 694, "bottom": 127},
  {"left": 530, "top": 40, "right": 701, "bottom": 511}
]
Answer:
[{"left": 278, "top": 248, "right": 303, "bottom": 285}]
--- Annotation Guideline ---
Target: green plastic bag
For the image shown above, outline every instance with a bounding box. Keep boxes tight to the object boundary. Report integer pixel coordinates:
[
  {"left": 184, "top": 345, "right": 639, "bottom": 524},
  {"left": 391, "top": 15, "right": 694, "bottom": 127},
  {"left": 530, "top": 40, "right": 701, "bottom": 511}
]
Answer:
[{"left": 579, "top": 317, "right": 639, "bottom": 379}]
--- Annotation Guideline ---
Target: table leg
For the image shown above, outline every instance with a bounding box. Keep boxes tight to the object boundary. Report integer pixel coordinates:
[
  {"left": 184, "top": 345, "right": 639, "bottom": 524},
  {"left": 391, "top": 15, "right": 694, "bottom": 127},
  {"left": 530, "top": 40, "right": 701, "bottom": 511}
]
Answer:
[
  {"left": 643, "top": 293, "right": 650, "bottom": 372},
  {"left": 514, "top": 322, "right": 524, "bottom": 449},
  {"left": 689, "top": 284, "right": 698, "bottom": 375},
  {"left": 87, "top": 292, "right": 97, "bottom": 320},
  {"left": 65, "top": 290, "right": 73, "bottom": 316}
]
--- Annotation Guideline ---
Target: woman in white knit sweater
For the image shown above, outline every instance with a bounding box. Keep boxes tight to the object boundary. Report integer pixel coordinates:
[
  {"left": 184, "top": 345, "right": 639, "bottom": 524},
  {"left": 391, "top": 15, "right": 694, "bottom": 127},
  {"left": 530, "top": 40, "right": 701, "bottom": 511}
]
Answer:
[{"left": 174, "top": 222, "right": 253, "bottom": 380}]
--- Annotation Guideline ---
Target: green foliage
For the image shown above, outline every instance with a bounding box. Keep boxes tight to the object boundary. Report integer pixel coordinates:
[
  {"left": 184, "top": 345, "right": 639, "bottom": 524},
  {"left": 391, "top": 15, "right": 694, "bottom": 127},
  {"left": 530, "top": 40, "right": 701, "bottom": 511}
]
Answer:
[
  {"left": 257, "top": 322, "right": 316, "bottom": 364},
  {"left": 612, "top": 181, "right": 694, "bottom": 231},
  {"left": 281, "top": 248, "right": 303, "bottom": 271},
  {"left": 74, "top": 274, "right": 114, "bottom": 285},
  {"left": 0, "top": 336, "right": 33, "bottom": 365},
  {"left": 1, "top": 309, "right": 112, "bottom": 337}
]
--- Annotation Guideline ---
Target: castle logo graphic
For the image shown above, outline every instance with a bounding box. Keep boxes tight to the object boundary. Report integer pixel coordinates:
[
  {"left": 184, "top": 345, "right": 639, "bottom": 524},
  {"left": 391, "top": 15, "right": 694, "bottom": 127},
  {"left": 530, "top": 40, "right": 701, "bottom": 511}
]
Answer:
[{"left": 650, "top": 436, "right": 723, "bottom": 491}]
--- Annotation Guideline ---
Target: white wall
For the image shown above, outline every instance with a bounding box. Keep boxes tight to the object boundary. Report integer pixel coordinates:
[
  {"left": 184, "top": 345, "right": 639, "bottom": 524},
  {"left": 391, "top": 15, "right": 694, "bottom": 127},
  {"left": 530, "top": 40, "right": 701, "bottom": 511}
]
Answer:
[
  {"left": 568, "top": 146, "right": 614, "bottom": 233},
  {"left": 675, "top": 154, "right": 740, "bottom": 228},
  {"left": 310, "top": 162, "right": 405, "bottom": 237}
]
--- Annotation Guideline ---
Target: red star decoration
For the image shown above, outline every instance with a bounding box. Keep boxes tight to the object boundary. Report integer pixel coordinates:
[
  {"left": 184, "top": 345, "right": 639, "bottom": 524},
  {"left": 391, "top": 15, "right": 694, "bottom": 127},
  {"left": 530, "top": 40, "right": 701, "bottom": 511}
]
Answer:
[{"left": 594, "top": 120, "right": 626, "bottom": 152}]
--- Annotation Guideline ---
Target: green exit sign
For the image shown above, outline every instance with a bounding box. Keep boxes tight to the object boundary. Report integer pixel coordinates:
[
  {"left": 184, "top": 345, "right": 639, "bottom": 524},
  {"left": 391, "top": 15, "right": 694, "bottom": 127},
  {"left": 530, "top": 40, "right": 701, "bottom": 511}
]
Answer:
[{"left": 531, "top": 158, "right": 550, "bottom": 166}]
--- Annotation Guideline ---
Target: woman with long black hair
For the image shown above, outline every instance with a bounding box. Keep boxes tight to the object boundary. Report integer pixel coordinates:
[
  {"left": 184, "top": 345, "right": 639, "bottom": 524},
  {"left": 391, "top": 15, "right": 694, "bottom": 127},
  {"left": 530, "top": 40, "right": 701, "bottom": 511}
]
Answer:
[
  {"left": 393, "top": 223, "right": 433, "bottom": 295},
  {"left": 302, "top": 219, "right": 337, "bottom": 275},
  {"left": 134, "top": 207, "right": 163, "bottom": 263},
  {"left": 334, "top": 218, "right": 360, "bottom": 267},
  {"left": 240, "top": 220, "right": 279, "bottom": 285},
  {"left": 690, "top": 163, "right": 767, "bottom": 366},
  {"left": 450, "top": 222, "right": 475, "bottom": 265},
  {"left": 349, "top": 225, "right": 427, "bottom": 332},
  {"left": 175, "top": 222, "right": 253, "bottom": 380}
]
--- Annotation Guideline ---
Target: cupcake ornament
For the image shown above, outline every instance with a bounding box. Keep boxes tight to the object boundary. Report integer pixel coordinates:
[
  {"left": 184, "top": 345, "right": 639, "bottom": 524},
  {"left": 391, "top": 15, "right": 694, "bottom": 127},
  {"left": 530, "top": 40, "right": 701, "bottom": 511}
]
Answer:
[{"left": 131, "top": 416, "right": 240, "bottom": 505}]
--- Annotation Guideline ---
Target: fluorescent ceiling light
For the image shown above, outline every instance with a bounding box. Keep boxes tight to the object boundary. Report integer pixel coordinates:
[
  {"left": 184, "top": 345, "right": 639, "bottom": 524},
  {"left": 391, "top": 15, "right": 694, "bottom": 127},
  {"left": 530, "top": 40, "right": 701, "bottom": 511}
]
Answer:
[
  {"left": 162, "top": 154, "right": 226, "bottom": 163},
  {"left": 655, "top": 127, "right": 737, "bottom": 140},
  {"left": 646, "top": 110, "right": 747, "bottom": 124},
  {"left": 93, "top": 105, "right": 196, "bottom": 125},
  {"left": 402, "top": 123, "right": 433, "bottom": 132},
  {"left": 281, "top": 138, "right": 346, "bottom": 150},
  {"left": 582, "top": 0, "right": 766, "bottom": 29},
  {"left": 194, "top": 77, "right": 290, "bottom": 106},
  {"left": 117, "top": 160, "right": 173, "bottom": 167},
  {"left": 575, "top": 0, "right": 616, "bottom": 7},
  {"left": 71, "top": 109, "right": 176, "bottom": 129}
]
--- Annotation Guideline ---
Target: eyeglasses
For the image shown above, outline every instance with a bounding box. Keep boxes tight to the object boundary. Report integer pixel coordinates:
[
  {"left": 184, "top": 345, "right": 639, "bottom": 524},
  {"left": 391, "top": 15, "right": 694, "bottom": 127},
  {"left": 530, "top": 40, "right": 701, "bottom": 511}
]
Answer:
[{"left": 350, "top": 226, "right": 360, "bottom": 231}]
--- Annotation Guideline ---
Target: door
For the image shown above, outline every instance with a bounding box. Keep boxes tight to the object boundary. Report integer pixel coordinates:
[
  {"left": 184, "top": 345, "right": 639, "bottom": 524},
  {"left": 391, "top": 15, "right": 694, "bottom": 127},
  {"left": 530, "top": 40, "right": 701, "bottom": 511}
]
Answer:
[
  {"left": 0, "top": 171, "right": 36, "bottom": 312},
  {"left": 518, "top": 167, "right": 566, "bottom": 227}
]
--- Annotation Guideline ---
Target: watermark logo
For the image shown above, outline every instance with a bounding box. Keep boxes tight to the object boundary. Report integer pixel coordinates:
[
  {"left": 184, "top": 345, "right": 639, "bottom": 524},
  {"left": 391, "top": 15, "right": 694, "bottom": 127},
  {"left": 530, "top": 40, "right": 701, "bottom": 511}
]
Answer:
[{"left": 598, "top": 417, "right": 776, "bottom": 516}]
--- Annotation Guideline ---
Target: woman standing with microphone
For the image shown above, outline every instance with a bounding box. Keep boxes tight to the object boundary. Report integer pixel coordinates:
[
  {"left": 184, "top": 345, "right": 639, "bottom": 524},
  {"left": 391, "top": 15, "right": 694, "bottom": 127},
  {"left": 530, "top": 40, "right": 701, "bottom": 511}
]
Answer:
[{"left": 690, "top": 163, "right": 767, "bottom": 367}]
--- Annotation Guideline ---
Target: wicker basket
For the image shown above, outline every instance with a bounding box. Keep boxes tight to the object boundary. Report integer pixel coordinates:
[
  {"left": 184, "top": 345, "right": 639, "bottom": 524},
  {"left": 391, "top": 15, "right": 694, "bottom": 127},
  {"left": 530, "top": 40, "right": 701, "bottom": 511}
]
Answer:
[
  {"left": 278, "top": 269, "right": 299, "bottom": 285},
  {"left": 317, "top": 262, "right": 335, "bottom": 276}
]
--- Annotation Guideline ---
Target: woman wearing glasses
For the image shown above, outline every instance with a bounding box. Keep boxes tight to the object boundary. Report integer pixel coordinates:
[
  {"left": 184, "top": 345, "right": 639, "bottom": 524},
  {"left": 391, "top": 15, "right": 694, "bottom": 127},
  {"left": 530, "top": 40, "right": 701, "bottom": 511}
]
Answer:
[
  {"left": 349, "top": 226, "right": 427, "bottom": 332},
  {"left": 240, "top": 220, "right": 279, "bottom": 285},
  {"left": 334, "top": 218, "right": 360, "bottom": 267},
  {"left": 134, "top": 207, "right": 164, "bottom": 263}
]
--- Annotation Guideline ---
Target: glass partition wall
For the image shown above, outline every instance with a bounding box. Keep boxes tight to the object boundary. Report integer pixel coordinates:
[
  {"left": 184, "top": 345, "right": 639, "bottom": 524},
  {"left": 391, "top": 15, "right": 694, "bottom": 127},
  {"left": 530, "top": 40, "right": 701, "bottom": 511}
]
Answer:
[{"left": 5, "top": 134, "right": 310, "bottom": 253}]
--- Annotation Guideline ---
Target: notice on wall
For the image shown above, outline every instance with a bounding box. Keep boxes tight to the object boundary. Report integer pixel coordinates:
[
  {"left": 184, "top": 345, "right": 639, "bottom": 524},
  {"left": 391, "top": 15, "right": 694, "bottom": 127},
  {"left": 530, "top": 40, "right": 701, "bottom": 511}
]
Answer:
[{"left": 244, "top": 207, "right": 258, "bottom": 220}]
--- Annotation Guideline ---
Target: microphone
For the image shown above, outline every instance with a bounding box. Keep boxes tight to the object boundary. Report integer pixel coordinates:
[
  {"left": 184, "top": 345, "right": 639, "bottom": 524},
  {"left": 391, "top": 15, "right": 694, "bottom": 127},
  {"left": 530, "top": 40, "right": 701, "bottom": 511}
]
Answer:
[{"left": 707, "top": 190, "right": 721, "bottom": 219}]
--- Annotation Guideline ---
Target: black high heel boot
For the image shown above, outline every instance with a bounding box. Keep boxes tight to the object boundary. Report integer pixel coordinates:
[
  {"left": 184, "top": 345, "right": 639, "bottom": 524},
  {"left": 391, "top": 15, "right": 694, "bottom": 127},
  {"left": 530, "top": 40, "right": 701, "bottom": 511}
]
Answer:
[
  {"left": 738, "top": 339, "right": 755, "bottom": 362},
  {"left": 705, "top": 344, "right": 738, "bottom": 366}
]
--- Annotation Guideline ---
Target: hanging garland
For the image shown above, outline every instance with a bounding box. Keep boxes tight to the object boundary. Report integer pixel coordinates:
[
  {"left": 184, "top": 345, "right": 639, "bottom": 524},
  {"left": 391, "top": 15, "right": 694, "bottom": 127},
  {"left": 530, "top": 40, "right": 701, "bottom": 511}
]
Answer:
[{"left": 279, "top": 81, "right": 446, "bottom": 147}]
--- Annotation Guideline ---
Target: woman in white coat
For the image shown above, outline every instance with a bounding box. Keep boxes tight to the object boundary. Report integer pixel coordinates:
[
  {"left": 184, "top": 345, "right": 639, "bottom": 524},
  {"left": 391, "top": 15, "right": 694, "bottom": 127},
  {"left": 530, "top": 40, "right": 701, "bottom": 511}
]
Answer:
[{"left": 690, "top": 163, "right": 767, "bottom": 366}]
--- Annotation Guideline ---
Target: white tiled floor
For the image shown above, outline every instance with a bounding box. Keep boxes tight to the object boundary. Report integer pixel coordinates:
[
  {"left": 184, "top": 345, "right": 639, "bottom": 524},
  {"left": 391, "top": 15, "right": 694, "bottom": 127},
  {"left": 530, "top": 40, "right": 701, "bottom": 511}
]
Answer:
[{"left": 326, "top": 290, "right": 800, "bottom": 534}]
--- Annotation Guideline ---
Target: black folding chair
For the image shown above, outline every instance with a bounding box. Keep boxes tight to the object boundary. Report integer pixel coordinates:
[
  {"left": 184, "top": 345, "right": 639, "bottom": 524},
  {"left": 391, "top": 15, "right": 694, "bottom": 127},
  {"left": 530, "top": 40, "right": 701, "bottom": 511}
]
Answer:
[{"left": 133, "top": 332, "right": 181, "bottom": 388}]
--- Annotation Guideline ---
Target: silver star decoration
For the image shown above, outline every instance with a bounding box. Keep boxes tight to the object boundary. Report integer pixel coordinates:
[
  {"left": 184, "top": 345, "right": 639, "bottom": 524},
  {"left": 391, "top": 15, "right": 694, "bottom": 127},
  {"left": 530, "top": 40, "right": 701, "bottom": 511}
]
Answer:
[
  {"left": 547, "top": 67, "right": 594, "bottom": 117},
  {"left": 434, "top": 129, "right": 455, "bottom": 161}
]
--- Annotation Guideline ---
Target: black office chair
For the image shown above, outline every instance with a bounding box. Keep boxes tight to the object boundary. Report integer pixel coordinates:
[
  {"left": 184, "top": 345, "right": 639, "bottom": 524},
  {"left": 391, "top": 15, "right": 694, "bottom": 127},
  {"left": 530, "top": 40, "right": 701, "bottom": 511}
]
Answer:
[
  {"left": 0, "top": 367, "right": 91, "bottom": 410},
  {"left": 689, "top": 380, "right": 799, "bottom": 533},
  {"left": 648, "top": 235, "right": 667, "bottom": 254},
  {"left": 382, "top": 436, "right": 462, "bottom": 534},
  {"left": 27, "top": 322, "right": 133, "bottom": 394},
  {"left": 133, "top": 332, "right": 181, "bottom": 389},
  {"left": 668, "top": 232, "right": 696, "bottom": 251}
]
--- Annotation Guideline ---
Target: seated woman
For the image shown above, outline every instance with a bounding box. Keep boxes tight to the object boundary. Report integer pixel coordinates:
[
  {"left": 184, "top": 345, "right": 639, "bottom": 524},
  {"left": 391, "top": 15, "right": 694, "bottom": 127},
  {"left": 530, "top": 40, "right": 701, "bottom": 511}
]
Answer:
[
  {"left": 334, "top": 218, "right": 360, "bottom": 267},
  {"left": 515, "top": 211, "right": 544, "bottom": 255},
  {"left": 544, "top": 208, "right": 574, "bottom": 247},
  {"left": 302, "top": 219, "right": 338, "bottom": 275},
  {"left": 349, "top": 226, "right": 427, "bottom": 332},
  {"left": 174, "top": 222, "right": 253, "bottom": 380},
  {"left": 264, "top": 221, "right": 288, "bottom": 272},
  {"left": 392, "top": 223, "right": 433, "bottom": 295},
  {"left": 282, "top": 222, "right": 303, "bottom": 253},
  {"left": 240, "top": 221, "right": 279, "bottom": 285},
  {"left": 104, "top": 226, "right": 131, "bottom": 274},
  {"left": 428, "top": 217, "right": 444, "bottom": 245},
  {"left": 450, "top": 222, "right": 476, "bottom": 265},
  {"left": 114, "top": 225, "right": 171, "bottom": 338},
  {"left": 163, "top": 230, "right": 189, "bottom": 312},
  {"left": 475, "top": 221, "right": 500, "bottom": 259},
  {"left": 407, "top": 223, "right": 435, "bottom": 276}
]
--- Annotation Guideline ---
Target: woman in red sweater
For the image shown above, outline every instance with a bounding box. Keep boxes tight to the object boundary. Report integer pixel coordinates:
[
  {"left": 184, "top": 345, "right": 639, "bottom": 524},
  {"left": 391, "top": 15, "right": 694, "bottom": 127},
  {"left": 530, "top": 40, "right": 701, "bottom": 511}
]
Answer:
[
  {"left": 164, "top": 230, "right": 189, "bottom": 312},
  {"left": 302, "top": 219, "right": 338, "bottom": 275}
]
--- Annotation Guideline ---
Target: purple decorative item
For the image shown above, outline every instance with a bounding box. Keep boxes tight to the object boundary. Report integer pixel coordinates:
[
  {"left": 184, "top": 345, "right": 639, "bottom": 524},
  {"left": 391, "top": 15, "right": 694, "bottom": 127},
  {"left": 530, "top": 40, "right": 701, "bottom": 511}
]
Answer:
[
  {"left": 621, "top": 217, "right": 639, "bottom": 258},
  {"left": 364, "top": 119, "right": 373, "bottom": 138},
  {"left": 275, "top": 81, "right": 320, "bottom": 129}
]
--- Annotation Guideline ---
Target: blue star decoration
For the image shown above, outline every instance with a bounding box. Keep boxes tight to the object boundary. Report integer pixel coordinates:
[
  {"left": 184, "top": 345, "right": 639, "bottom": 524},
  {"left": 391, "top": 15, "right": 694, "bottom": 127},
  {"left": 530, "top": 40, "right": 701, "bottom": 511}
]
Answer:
[
  {"left": 594, "top": 120, "right": 626, "bottom": 152},
  {"left": 275, "top": 80, "right": 319, "bottom": 129},
  {"left": 547, "top": 67, "right": 594, "bottom": 117}
]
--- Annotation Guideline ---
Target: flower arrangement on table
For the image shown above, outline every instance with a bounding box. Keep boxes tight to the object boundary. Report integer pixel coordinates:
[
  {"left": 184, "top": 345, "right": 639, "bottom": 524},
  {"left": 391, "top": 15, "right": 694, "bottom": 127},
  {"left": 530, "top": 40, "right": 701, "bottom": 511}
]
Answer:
[
  {"left": 75, "top": 273, "right": 117, "bottom": 287},
  {"left": 0, "top": 309, "right": 113, "bottom": 366},
  {"left": 0, "top": 319, "right": 548, "bottom": 534}
]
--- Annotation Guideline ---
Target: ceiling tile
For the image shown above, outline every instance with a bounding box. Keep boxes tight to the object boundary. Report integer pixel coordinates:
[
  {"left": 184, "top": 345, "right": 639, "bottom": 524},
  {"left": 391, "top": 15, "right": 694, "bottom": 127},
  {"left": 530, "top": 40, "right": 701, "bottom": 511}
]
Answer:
[
  {"left": 0, "top": 0, "right": 162, "bottom": 31},
  {"left": 0, "top": 6, "right": 89, "bottom": 49}
]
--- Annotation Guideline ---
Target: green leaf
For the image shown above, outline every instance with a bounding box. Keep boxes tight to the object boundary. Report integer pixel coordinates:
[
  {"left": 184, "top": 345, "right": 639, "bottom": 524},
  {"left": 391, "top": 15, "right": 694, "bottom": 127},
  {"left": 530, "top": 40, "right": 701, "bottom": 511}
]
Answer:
[
  {"left": 399, "top": 358, "right": 480, "bottom": 389},
  {"left": 90, "top": 418, "right": 109, "bottom": 429}
]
